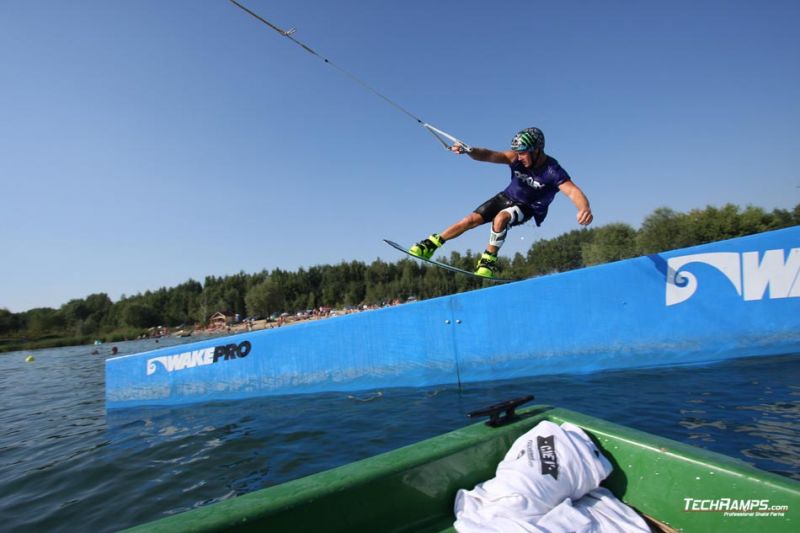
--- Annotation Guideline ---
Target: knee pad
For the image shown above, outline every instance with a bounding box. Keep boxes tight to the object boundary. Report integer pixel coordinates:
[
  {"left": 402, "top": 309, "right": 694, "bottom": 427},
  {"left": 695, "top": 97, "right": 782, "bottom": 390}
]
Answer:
[
  {"left": 489, "top": 226, "right": 508, "bottom": 248},
  {"left": 501, "top": 205, "right": 526, "bottom": 226}
]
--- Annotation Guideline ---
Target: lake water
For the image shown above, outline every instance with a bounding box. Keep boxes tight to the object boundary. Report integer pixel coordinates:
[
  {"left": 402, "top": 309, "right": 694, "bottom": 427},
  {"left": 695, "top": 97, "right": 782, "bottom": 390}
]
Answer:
[{"left": 1, "top": 337, "right": 798, "bottom": 531}]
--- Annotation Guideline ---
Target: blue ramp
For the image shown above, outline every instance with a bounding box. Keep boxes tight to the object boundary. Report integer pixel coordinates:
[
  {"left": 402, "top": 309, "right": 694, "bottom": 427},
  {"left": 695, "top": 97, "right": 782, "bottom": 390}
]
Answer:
[{"left": 106, "top": 227, "right": 800, "bottom": 409}]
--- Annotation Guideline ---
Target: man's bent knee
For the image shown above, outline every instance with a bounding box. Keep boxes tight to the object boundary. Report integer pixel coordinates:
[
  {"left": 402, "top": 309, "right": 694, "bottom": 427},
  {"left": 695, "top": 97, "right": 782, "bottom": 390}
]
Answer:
[{"left": 492, "top": 211, "right": 512, "bottom": 231}]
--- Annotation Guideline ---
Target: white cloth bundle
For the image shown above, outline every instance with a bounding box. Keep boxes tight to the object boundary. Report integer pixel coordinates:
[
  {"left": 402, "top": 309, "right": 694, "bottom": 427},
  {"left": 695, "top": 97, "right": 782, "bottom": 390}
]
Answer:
[
  {"left": 536, "top": 488, "right": 650, "bottom": 532},
  {"left": 454, "top": 421, "right": 649, "bottom": 532}
]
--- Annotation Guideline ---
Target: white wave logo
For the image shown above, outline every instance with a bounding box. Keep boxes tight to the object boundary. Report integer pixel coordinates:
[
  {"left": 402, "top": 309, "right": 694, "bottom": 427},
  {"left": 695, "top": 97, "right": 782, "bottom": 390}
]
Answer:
[
  {"left": 666, "top": 248, "right": 800, "bottom": 306},
  {"left": 146, "top": 348, "right": 216, "bottom": 375},
  {"left": 146, "top": 340, "right": 252, "bottom": 376}
]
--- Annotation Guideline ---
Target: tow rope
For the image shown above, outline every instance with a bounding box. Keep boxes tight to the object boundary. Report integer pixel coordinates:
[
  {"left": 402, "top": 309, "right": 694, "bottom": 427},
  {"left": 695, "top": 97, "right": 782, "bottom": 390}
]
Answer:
[{"left": 228, "top": 0, "right": 472, "bottom": 152}]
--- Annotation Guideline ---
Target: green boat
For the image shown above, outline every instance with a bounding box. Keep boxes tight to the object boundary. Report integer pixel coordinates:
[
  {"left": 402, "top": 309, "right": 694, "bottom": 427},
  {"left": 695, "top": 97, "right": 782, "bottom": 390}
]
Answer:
[{"left": 126, "top": 400, "right": 799, "bottom": 532}]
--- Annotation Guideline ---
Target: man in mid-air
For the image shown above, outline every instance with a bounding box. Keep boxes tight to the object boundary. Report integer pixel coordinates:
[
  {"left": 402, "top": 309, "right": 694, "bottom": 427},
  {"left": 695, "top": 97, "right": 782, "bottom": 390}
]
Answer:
[{"left": 409, "top": 127, "right": 593, "bottom": 278}]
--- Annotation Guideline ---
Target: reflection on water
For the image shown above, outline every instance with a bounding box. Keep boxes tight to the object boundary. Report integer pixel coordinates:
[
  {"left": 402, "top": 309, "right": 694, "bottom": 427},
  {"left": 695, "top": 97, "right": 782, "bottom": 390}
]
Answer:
[
  {"left": 0, "top": 340, "right": 798, "bottom": 532},
  {"left": 736, "top": 401, "right": 800, "bottom": 477}
]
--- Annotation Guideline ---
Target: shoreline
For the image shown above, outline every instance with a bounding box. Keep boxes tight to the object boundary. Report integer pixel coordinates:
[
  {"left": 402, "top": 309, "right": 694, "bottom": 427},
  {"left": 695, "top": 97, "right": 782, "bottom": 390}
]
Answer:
[{"left": 1, "top": 304, "right": 400, "bottom": 354}]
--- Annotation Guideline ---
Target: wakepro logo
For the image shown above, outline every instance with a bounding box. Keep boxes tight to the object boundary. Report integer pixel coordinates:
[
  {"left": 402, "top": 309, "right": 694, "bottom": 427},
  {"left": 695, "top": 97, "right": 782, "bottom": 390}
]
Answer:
[
  {"left": 666, "top": 247, "right": 800, "bottom": 306},
  {"left": 146, "top": 340, "right": 252, "bottom": 375}
]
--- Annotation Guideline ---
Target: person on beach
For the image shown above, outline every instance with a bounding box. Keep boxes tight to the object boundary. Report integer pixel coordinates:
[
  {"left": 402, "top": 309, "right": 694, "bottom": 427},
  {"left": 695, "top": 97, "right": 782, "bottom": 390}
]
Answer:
[{"left": 408, "top": 127, "right": 593, "bottom": 278}]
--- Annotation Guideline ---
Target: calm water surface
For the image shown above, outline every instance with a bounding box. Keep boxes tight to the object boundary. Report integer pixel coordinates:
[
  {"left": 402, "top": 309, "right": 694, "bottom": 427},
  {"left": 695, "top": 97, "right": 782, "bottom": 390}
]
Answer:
[{"left": 1, "top": 338, "right": 798, "bottom": 531}]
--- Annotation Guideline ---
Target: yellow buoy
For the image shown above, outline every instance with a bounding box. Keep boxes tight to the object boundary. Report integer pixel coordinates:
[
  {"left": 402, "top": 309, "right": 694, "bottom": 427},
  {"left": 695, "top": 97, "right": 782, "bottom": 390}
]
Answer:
[{"left": 25, "top": 355, "right": 35, "bottom": 363}]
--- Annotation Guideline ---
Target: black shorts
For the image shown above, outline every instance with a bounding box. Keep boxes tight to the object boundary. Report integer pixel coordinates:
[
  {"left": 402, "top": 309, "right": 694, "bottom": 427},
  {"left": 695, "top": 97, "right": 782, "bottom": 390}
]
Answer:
[{"left": 474, "top": 193, "right": 537, "bottom": 227}]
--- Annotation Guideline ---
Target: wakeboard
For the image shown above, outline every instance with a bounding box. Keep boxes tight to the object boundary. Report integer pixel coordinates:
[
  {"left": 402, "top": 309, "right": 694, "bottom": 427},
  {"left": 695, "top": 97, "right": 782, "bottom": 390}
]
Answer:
[{"left": 383, "top": 239, "right": 513, "bottom": 283}]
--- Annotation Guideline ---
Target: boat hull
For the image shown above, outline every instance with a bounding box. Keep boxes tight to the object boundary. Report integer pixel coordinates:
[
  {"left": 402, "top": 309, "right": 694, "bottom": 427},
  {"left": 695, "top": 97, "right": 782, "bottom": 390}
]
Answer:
[{"left": 125, "top": 405, "right": 800, "bottom": 532}]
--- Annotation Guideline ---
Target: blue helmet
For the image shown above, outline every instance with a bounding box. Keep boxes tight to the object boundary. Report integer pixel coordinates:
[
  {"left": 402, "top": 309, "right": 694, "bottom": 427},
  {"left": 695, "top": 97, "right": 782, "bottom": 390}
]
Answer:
[{"left": 511, "top": 127, "right": 545, "bottom": 152}]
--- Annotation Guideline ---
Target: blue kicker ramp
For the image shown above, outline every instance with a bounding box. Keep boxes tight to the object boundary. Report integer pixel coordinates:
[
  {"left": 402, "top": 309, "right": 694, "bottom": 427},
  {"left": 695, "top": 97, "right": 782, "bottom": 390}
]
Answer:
[{"left": 106, "top": 227, "right": 800, "bottom": 409}]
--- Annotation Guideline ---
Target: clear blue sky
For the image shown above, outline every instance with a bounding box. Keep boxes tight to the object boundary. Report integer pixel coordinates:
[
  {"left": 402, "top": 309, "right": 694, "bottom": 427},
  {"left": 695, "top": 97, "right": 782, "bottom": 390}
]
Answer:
[{"left": 1, "top": 0, "right": 798, "bottom": 313}]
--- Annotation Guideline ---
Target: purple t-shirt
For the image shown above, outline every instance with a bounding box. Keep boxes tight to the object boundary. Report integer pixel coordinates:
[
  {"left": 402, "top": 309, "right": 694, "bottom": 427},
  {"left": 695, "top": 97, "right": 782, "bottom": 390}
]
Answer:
[{"left": 503, "top": 156, "right": 570, "bottom": 224}]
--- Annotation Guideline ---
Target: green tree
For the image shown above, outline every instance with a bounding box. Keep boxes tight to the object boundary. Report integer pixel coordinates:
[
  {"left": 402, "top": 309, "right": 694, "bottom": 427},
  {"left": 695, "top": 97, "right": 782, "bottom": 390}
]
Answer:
[
  {"left": 582, "top": 223, "right": 638, "bottom": 266},
  {"left": 122, "top": 303, "right": 159, "bottom": 329},
  {"left": 245, "top": 278, "right": 286, "bottom": 318},
  {"left": 684, "top": 204, "right": 742, "bottom": 244},
  {"left": 636, "top": 207, "right": 691, "bottom": 254},
  {"left": 24, "top": 308, "right": 64, "bottom": 335},
  {"left": 526, "top": 228, "right": 595, "bottom": 275},
  {"left": 0, "top": 308, "right": 20, "bottom": 335}
]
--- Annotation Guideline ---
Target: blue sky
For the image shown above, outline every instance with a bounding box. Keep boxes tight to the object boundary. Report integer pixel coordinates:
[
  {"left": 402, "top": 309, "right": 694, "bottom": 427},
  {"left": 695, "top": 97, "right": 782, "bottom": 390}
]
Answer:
[{"left": 1, "top": 0, "right": 798, "bottom": 312}]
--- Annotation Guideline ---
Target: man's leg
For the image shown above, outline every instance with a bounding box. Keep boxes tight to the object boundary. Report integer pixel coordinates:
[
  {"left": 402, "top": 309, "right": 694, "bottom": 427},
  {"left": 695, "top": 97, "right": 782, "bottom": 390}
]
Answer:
[
  {"left": 475, "top": 209, "right": 517, "bottom": 278},
  {"left": 485, "top": 211, "right": 512, "bottom": 255},
  {"left": 409, "top": 212, "right": 486, "bottom": 259},
  {"left": 440, "top": 212, "right": 485, "bottom": 241}
]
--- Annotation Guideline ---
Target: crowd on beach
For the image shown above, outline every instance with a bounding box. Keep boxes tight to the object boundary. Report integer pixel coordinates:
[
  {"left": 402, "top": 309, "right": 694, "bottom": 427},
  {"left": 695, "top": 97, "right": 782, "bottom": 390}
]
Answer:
[
  {"left": 220, "top": 299, "right": 412, "bottom": 335},
  {"left": 140, "top": 298, "right": 416, "bottom": 340}
]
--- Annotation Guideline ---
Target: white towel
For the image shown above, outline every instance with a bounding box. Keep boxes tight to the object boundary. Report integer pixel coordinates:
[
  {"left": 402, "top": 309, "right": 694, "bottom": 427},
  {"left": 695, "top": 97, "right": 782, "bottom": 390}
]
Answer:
[
  {"left": 572, "top": 488, "right": 651, "bottom": 532},
  {"left": 454, "top": 421, "right": 612, "bottom": 531},
  {"left": 533, "top": 488, "right": 650, "bottom": 532}
]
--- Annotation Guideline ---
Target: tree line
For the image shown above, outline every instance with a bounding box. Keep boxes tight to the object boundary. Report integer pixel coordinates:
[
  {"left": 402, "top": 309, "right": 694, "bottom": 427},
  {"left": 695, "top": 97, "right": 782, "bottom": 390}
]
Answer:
[{"left": 1, "top": 203, "right": 797, "bottom": 351}]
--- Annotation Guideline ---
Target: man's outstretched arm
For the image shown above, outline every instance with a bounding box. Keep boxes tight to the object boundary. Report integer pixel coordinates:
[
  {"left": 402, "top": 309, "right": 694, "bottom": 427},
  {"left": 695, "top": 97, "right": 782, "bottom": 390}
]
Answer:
[
  {"left": 559, "top": 180, "right": 594, "bottom": 226},
  {"left": 451, "top": 144, "right": 515, "bottom": 164}
]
